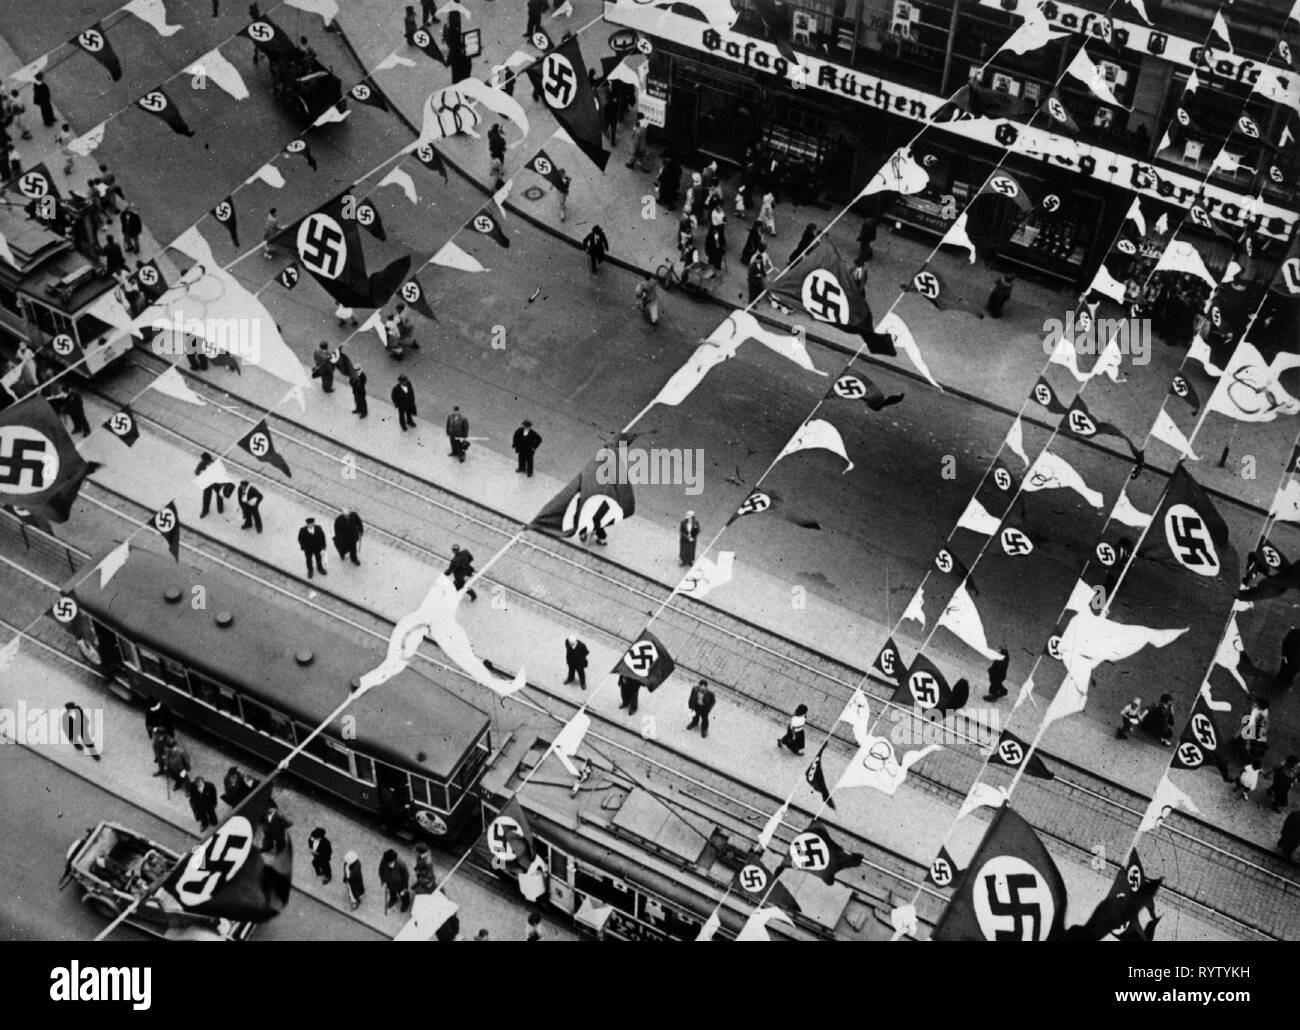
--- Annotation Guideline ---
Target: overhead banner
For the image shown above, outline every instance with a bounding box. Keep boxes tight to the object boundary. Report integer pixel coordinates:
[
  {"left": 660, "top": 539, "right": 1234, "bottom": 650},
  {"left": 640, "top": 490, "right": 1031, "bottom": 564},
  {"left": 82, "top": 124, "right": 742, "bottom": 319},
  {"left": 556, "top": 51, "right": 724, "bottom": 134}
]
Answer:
[{"left": 606, "top": 5, "right": 1297, "bottom": 240}]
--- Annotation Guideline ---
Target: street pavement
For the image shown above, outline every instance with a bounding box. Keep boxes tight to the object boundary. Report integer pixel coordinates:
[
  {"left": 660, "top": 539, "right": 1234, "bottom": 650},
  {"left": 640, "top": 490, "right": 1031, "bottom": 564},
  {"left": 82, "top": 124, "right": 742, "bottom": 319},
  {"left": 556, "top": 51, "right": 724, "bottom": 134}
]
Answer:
[{"left": 1, "top": 0, "right": 1298, "bottom": 937}]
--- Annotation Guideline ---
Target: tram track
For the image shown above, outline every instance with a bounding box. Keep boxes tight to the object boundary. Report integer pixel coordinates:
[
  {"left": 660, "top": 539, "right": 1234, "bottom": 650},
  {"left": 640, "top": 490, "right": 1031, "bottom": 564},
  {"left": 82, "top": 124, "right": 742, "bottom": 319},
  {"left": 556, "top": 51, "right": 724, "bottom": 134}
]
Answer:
[{"left": 74, "top": 354, "right": 1300, "bottom": 938}]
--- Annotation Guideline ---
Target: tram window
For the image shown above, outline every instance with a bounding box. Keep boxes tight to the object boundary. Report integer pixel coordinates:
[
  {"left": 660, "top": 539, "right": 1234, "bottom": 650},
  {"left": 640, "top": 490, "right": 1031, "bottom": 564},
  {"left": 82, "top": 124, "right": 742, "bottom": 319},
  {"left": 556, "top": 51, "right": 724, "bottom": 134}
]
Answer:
[
  {"left": 352, "top": 754, "right": 375, "bottom": 785},
  {"left": 189, "top": 672, "right": 241, "bottom": 717},
  {"left": 408, "top": 777, "right": 430, "bottom": 806},
  {"left": 161, "top": 657, "right": 189, "bottom": 692},
  {"left": 301, "top": 727, "right": 350, "bottom": 771},
  {"left": 243, "top": 699, "right": 293, "bottom": 742},
  {"left": 547, "top": 846, "right": 568, "bottom": 883},
  {"left": 116, "top": 638, "right": 139, "bottom": 670},
  {"left": 573, "top": 866, "right": 636, "bottom": 916},
  {"left": 137, "top": 646, "right": 164, "bottom": 681}
]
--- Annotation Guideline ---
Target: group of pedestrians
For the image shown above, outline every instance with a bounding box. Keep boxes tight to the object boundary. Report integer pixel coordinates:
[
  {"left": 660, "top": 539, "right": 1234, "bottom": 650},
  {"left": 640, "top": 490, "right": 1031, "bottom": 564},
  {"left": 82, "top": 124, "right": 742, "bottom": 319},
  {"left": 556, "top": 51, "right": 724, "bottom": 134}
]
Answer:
[
  {"left": 296, "top": 511, "right": 365, "bottom": 578},
  {"left": 308, "top": 827, "right": 439, "bottom": 914}
]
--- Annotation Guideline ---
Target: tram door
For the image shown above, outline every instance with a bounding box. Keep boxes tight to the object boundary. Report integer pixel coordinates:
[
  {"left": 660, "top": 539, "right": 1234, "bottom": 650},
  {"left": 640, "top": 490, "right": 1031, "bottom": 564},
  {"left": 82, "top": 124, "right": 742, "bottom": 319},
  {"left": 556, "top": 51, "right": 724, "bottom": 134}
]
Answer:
[{"left": 375, "top": 763, "right": 413, "bottom": 827}]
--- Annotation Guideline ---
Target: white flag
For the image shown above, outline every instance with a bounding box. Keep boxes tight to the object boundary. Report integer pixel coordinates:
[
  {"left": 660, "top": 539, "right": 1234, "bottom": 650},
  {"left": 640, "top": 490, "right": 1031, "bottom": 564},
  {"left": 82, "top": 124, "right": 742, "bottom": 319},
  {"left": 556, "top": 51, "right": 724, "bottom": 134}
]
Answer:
[
  {"left": 877, "top": 312, "right": 941, "bottom": 391},
  {"left": 1048, "top": 329, "right": 1086, "bottom": 382},
  {"left": 1012, "top": 674, "right": 1036, "bottom": 712},
  {"left": 0, "top": 232, "right": 14, "bottom": 271},
  {"left": 696, "top": 911, "right": 722, "bottom": 941},
  {"left": 957, "top": 497, "right": 1001, "bottom": 536},
  {"left": 11, "top": 55, "right": 47, "bottom": 83},
  {"left": 1212, "top": 151, "right": 1254, "bottom": 176},
  {"left": 553, "top": 711, "right": 591, "bottom": 777},
  {"left": 737, "top": 906, "right": 794, "bottom": 941},
  {"left": 285, "top": 0, "right": 340, "bottom": 23},
  {"left": 361, "top": 310, "right": 387, "bottom": 346},
  {"left": 68, "top": 122, "right": 106, "bottom": 156},
  {"left": 417, "top": 576, "right": 527, "bottom": 697},
  {"left": 858, "top": 147, "right": 929, "bottom": 199},
  {"left": 379, "top": 167, "right": 419, "bottom": 204},
  {"left": 394, "top": 890, "right": 457, "bottom": 941},
  {"left": 1044, "top": 610, "right": 1188, "bottom": 725},
  {"left": 1089, "top": 263, "right": 1127, "bottom": 304},
  {"left": 1024, "top": 450, "right": 1104, "bottom": 508},
  {"left": 1088, "top": 331, "right": 1126, "bottom": 383},
  {"left": 679, "top": 551, "right": 735, "bottom": 599},
  {"left": 432, "top": 241, "right": 487, "bottom": 273},
  {"left": 1123, "top": 0, "right": 1150, "bottom": 23},
  {"left": 836, "top": 734, "right": 941, "bottom": 795},
  {"left": 517, "top": 854, "right": 548, "bottom": 901},
  {"left": 999, "top": 2, "right": 1055, "bottom": 55},
  {"left": 757, "top": 801, "right": 788, "bottom": 851},
  {"left": 377, "top": 53, "right": 417, "bottom": 71},
  {"left": 151, "top": 366, "right": 207, "bottom": 405},
  {"left": 1111, "top": 489, "right": 1152, "bottom": 529},
  {"left": 838, "top": 689, "right": 872, "bottom": 747},
  {"left": 889, "top": 903, "right": 919, "bottom": 941},
  {"left": 1066, "top": 50, "right": 1126, "bottom": 108},
  {"left": 186, "top": 49, "right": 249, "bottom": 101},
  {"left": 1139, "top": 775, "right": 1201, "bottom": 833},
  {"left": 437, "top": 77, "right": 529, "bottom": 145},
  {"left": 1125, "top": 198, "right": 1146, "bottom": 237},
  {"left": 312, "top": 104, "right": 350, "bottom": 127},
  {"left": 776, "top": 418, "right": 853, "bottom": 473},
  {"left": 1199, "top": 678, "right": 1232, "bottom": 712},
  {"left": 1205, "top": 341, "right": 1300, "bottom": 423},
  {"left": 437, "top": 0, "right": 474, "bottom": 19},
  {"left": 1006, "top": 417, "right": 1030, "bottom": 467},
  {"left": 246, "top": 163, "right": 285, "bottom": 189},
  {"left": 1187, "top": 333, "right": 1223, "bottom": 377},
  {"left": 1210, "top": 12, "right": 1233, "bottom": 50},
  {"left": 940, "top": 212, "right": 977, "bottom": 263},
  {"left": 938, "top": 583, "right": 1002, "bottom": 661},
  {"left": 124, "top": 0, "right": 182, "bottom": 35},
  {"left": 1150, "top": 409, "right": 1200, "bottom": 460},
  {"left": 902, "top": 585, "right": 925, "bottom": 627},
  {"left": 1155, "top": 241, "right": 1216, "bottom": 287},
  {"left": 96, "top": 542, "right": 131, "bottom": 587},
  {"left": 1213, "top": 615, "right": 1248, "bottom": 691},
  {"left": 957, "top": 782, "right": 1009, "bottom": 821},
  {"left": 1270, "top": 481, "right": 1300, "bottom": 524},
  {"left": 194, "top": 456, "right": 236, "bottom": 493}
]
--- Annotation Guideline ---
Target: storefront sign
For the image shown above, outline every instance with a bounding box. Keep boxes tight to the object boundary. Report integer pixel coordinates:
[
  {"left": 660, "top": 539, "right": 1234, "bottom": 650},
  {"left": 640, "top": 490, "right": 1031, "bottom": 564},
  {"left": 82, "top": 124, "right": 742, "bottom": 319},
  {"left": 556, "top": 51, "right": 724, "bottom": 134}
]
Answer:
[
  {"left": 638, "top": 93, "right": 667, "bottom": 128},
  {"left": 978, "top": 0, "right": 1299, "bottom": 109},
  {"left": 606, "top": 3, "right": 1297, "bottom": 240}
]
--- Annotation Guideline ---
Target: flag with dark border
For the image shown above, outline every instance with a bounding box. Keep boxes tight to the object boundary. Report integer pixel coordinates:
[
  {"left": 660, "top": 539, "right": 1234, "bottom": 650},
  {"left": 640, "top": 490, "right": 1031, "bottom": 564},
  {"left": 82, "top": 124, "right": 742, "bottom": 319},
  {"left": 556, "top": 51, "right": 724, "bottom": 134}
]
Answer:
[
  {"left": 1239, "top": 541, "right": 1300, "bottom": 601},
  {"left": 349, "top": 81, "right": 390, "bottom": 111},
  {"left": 1064, "top": 396, "right": 1143, "bottom": 462},
  {"left": 467, "top": 204, "right": 509, "bottom": 248},
  {"left": 397, "top": 276, "right": 436, "bottom": 319},
  {"left": 239, "top": 17, "right": 299, "bottom": 60},
  {"left": 525, "top": 148, "right": 568, "bottom": 191},
  {"left": 904, "top": 266, "right": 985, "bottom": 318},
  {"left": 1064, "top": 850, "right": 1159, "bottom": 940},
  {"left": 726, "top": 487, "right": 820, "bottom": 529},
  {"left": 355, "top": 197, "right": 386, "bottom": 241},
  {"left": 16, "top": 163, "right": 61, "bottom": 225},
  {"left": 872, "top": 636, "right": 903, "bottom": 685},
  {"left": 277, "top": 263, "right": 301, "bottom": 290},
  {"left": 72, "top": 23, "right": 121, "bottom": 81},
  {"left": 786, "top": 821, "right": 863, "bottom": 886},
  {"left": 1170, "top": 692, "right": 1230, "bottom": 779},
  {"left": 526, "top": 36, "right": 609, "bottom": 171},
  {"left": 237, "top": 418, "right": 291, "bottom": 477},
  {"left": 530, "top": 438, "right": 635, "bottom": 539},
  {"left": 973, "top": 171, "right": 1033, "bottom": 214},
  {"left": 988, "top": 729, "right": 1055, "bottom": 779},
  {"left": 136, "top": 86, "right": 194, "bottom": 137},
  {"left": 731, "top": 860, "right": 801, "bottom": 914},
  {"left": 103, "top": 407, "right": 139, "bottom": 447},
  {"left": 486, "top": 798, "right": 535, "bottom": 871},
  {"left": 1167, "top": 373, "right": 1200, "bottom": 415},
  {"left": 0, "top": 397, "right": 99, "bottom": 523},
  {"left": 927, "top": 845, "right": 962, "bottom": 890},
  {"left": 1030, "top": 376, "right": 1069, "bottom": 416},
  {"left": 411, "top": 24, "right": 446, "bottom": 64},
  {"left": 1141, "top": 464, "right": 1235, "bottom": 584},
  {"left": 149, "top": 500, "right": 180, "bottom": 560},
  {"left": 134, "top": 260, "right": 167, "bottom": 303},
  {"left": 412, "top": 141, "right": 448, "bottom": 183},
  {"left": 284, "top": 138, "right": 317, "bottom": 172},
  {"left": 212, "top": 196, "right": 239, "bottom": 247},
  {"left": 769, "top": 241, "right": 896, "bottom": 354},
  {"left": 825, "top": 368, "right": 904, "bottom": 411},
  {"left": 894, "top": 652, "right": 956, "bottom": 713},
  {"left": 616, "top": 629, "right": 674, "bottom": 691}
]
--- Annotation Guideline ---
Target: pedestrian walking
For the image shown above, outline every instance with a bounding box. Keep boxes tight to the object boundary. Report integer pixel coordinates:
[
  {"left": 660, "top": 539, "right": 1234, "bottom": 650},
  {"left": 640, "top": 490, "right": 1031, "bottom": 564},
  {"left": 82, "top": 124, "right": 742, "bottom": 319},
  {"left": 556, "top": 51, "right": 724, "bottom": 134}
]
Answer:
[
  {"left": 488, "top": 122, "right": 507, "bottom": 163},
  {"left": 983, "top": 645, "right": 1010, "bottom": 701},
  {"left": 987, "top": 273, "right": 1016, "bottom": 318},
  {"left": 235, "top": 480, "right": 263, "bottom": 533},
  {"left": 555, "top": 167, "right": 571, "bottom": 223},
  {"left": 145, "top": 699, "right": 175, "bottom": 744},
  {"left": 447, "top": 543, "right": 477, "bottom": 600},
  {"left": 446, "top": 405, "right": 469, "bottom": 460},
  {"left": 582, "top": 225, "right": 609, "bottom": 275},
  {"left": 222, "top": 765, "right": 255, "bottom": 807},
  {"left": 563, "top": 637, "right": 588, "bottom": 687},
  {"left": 789, "top": 223, "right": 818, "bottom": 267},
  {"left": 776, "top": 703, "right": 808, "bottom": 755},
  {"left": 151, "top": 728, "right": 173, "bottom": 778},
  {"left": 758, "top": 190, "right": 776, "bottom": 237},
  {"left": 379, "top": 848, "right": 412, "bottom": 913},
  {"left": 262, "top": 208, "right": 281, "bottom": 259},
  {"left": 51, "top": 386, "right": 90, "bottom": 437},
  {"left": 1280, "top": 810, "right": 1300, "bottom": 859},
  {"left": 420, "top": 0, "right": 440, "bottom": 23},
  {"left": 187, "top": 775, "right": 220, "bottom": 830},
  {"left": 687, "top": 679, "right": 716, "bottom": 738},
  {"left": 101, "top": 234, "right": 125, "bottom": 275},
  {"left": 195, "top": 452, "right": 229, "bottom": 518},
  {"left": 602, "top": 93, "right": 619, "bottom": 147},
  {"left": 626, "top": 114, "right": 650, "bottom": 171},
  {"left": 342, "top": 850, "right": 365, "bottom": 909},
  {"left": 98, "top": 164, "right": 122, "bottom": 212},
  {"left": 1275, "top": 626, "right": 1300, "bottom": 688},
  {"left": 679, "top": 510, "right": 700, "bottom": 566},
  {"left": 298, "top": 516, "right": 327, "bottom": 578},
  {"left": 55, "top": 122, "right": 74, "bottom": 175},
  {"left": 164, "top": 737, "right": 192, "bottom": 789},
  {"left": 349, "top": 363, "right": 368, "bottom": 417},
  {"left": 655, "top": 154, "right": 682, "bottom": 209},
  {"left": 313, "top": 341, "right": 335, "bottom": 392},
  {"left": 119, "top": 268, "right": 143, "bottom": 316},
  {"left": 1235, "top": 761, "right": 1260, "bottom": 800},
  {"left": 308, "top": 827, "right": 333, "bottom": 884},
  {"left": 747, "top": 246, "right": 769, "bottom": 304},
  {"left": 413, "top": 842, "right": 437, "bottom": 894},
  {"left": 526, "top": 911, "right": 543, "bottom": 941},
  {"left": 704, "top": 224, "right": 726, "bottom": 272},
  {"left": 5, "top": 90, "right": 31, "bottom": 140},
  {"left": 857, "top": 216, "right": 878, "bottom": 262},
  {"left": 1116, "top": 696, "right": 1142, "bottom": 739},
  {"left": 395, "top": 303, "right": 419, "bottom": 351},
  {"left": 1269, "top": 756, "right": 1299, "bottom": 812},
  {"left": 524, "top": 0, "right": 547, "bottom": 37},
  {"left": 512, "top": 419, "right": 542, "bottom": 475},
  {"left": 260, "top": 799, "right": 292, "bottom": 854},
  {"left": 1237, "top": 697, "right": 1270, "bottom": 764},
  {"left": 32, "top": 73, "right": 54, "bottom": 127},
  {"left": 634, "top": 275, "right": 659, "bottom": 326},
  {"left": 333, "top": 510, "right": 363, "bottom": 566},
  {"left": 617, "top": 674, "right": 641, "bottom": 715},
  {"left": 62, "top": 701, "right": 99, "bottom": 759},
  {"left": 489, "top": 152, "right": 505, "bottom": 193},
  {"left": 1139, "top": 693, "right": 1176, "bottom": 747},
  {"left": 391, "top": 374, "right": 417, "bottom": 431},
  {"left": 404, "top": 5, "right": 419, "bottom": 44}
]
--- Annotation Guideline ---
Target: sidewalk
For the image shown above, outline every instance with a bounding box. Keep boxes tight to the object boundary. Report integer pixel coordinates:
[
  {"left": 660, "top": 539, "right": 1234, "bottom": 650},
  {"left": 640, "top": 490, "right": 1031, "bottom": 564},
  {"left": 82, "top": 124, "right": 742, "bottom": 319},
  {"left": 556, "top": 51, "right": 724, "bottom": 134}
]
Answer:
[{"left": 72, "top": 390, "right": 1264, "bottom": 938}]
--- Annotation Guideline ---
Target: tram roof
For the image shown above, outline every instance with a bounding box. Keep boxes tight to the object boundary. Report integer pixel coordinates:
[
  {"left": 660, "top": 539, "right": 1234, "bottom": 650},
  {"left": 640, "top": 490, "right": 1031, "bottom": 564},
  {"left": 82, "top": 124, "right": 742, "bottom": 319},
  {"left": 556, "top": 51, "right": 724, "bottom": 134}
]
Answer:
[
  {"left": 68, "top": 546, "right": 490, "bottom": 779},
  {"left": 0, "top": 206, "right": 114, "bottom": 313}
]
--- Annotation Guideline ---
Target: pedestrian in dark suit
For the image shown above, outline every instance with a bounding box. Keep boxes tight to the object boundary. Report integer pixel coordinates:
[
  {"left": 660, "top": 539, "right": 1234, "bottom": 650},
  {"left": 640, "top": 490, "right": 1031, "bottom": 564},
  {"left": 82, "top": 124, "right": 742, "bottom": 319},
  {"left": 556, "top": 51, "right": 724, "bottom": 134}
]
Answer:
[
  {"left": 187, "top": 775, "right": 220, "bottom": 830},
  {"left": 582, "top": 225, "right": 609, "bottom": 275},
  {"left": 333, "top": 510, "right": 363, "bottom": 565},
  {"left": 260, "top": 799, "right": 292, "bottom": 854},
  {"left": 222, "top": 765, "right": 255, "bottom": 807},
  {"left": 776, "top": 703, "right": 808, "bottom": 755},
  {"left": 524, "top": 0, "right": 547, "bottom": 37},
  {"left": 164, "top": 738, "right": 192, "bottom": 788},
  {"left": 1270, "top": 756, "right": 1299, "bottom": 813},
  {"left": 50, "top": 386, "right": 91, "bottom": 437},
  {"left": 62, "top": 701, "right": 99, "bottom": 758},
  {"left": 145, "top": 700, "right": 175, "bottom": 744},
  {"left": 983, "top": 645, "right": 1010, "bottom": 701},
  {"left": 32, "top": 73, "right": 54, "bottom": 127},
  {"left": 308, "top": 827, "right": 333, "bottom": 884},
  {"left": 420, "top": 0, "right": 440, "bottom": 23},
  {"left": 120, "top": 205, "right": 142, "bottom": 254},
  {"left": 343, "top": 850, "right": 364, "bottom": 909},
  {"left": 687, "top": 680, "right": 716, "bottom": 737},
  {"left": 617, "top": 674, "right": 640, "bottom": 715},
  {"left": 446, "top": 406, "right": 469, "bottom": 460},
  {"left": 513, "top": 419, "right": 542, "bottom": 475},
  {"left": 102, "top": 235, "right": 125, "bottom": 275},
  {"left": 1280, "top": 809, "right": 1300, "bottom": 860},
  {"left": 447, "top": 543, "right": 477, "bottom": 600},
  {"left": 350, "top": 364, "right": 368, "bottom": 417},
  {"left": 404, "top": 4, "right": 419, "bottom": 44},
  {"left": 151, "top": 729, "right": 173, "bottom": 778},
  {"left": 564, "top": 637, "right": 588, "bottom": 687},
  {"left": 237, "top": 480, "right": 263, "bottom": 533},
  {"left": 1275, "top": 627, "right": 1300, "bottom": 688},
  {"left": 379, "top": 849, "right": 412, "bottom": 913},
  {"left": 391, "top": 375, "right": 416, "bottom": 431},
  {"left": 298, "top": 516, "right": 327, "bottom": 578},
  {"left": 313, "top": 341, "right": 335, "bottom": 392},
  {"left": 195, "top": 452, "right": 228, "bottom": 517},
  {"left": 679, "top": 511, "right": 700, "bottom": 566}
]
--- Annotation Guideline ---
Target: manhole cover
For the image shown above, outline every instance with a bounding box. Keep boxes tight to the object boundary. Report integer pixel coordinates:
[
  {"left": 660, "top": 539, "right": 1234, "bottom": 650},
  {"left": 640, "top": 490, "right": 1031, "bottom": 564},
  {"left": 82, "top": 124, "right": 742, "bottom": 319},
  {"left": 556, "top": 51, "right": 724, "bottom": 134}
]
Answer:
[{"left": 522, "top": 185, "right": 546, "bottom": 201}]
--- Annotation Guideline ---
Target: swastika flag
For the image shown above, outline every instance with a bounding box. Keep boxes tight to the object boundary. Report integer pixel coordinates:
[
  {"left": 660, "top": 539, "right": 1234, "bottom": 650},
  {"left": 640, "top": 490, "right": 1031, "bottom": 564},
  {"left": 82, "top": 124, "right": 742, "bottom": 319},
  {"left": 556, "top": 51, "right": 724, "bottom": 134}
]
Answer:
[
  {"left": 525, "top": 148, "right": 569, "bottom": 191},
  {"left": 72, "top": 23, "right": 122, "bottom": 81},
  {"left": 354, "top": 198, "right": 386, "bottom": 242},
  {"left": 149, "top": 500, "right": 181, "bottom": 560},
  {"left": 1239, "top": 541, "right": 1300, "bottom": 602},
  {"left": 872, "top": 636, "right": 903, "bottom": 685},
  {"left": 238, "top": 17, "right": 299, "bottom": 60},
  {"left": 903, "top": 265, "right": 985, "bottom": 318},
  {"left": 211, "top": 196, "right": 239, "bottom": 248},
  {"left": 135, "top": 85, "right": 194, "bottom": 136},
  {"left": 410, "top": 24, "right": 446, "bottom": 64},
  {"left": 399, "top": 275, "right": 437, "bottom": 319},
  {"left": 1141, "top": 465, "right": 1235, "bottom": 583},
  {"left": 283, "top": 138, "right": 318, "bottom": 172},
  {"left": 526, "top": 36, "right": 609, "bottom": 171},
  {"left": 159, "top": 782, "right": 292, "bottom": 922},
  {"left": 768, "top": 241, "right": 897, "bottom": 355},
  {"left": 530, "top": 436, "right": 635, "bottom": 539},
  {"left": 237, "top": 418, "right": 292, "bottom": 477},
  {"left": 615, "top": 629, "right": 675, "bottom": 691},
  {"left": 926, "top": 846, "right": 963, "bottom": 889},
  {"left": 932, "top": 805, "right": 1067, "bottom": 941},
  {"left": 349, "top": 81, "right": 390, "bottom": 111},
  {"left": 805, "top": 746, "right": 836, "bottom": 809},
  {"left": 1169, "top": 692, "right": 1230, "bottom": 778},
  {"left": 824, "top": 367, "right": 904, "bottom": 411},
  {"left": 1064, "top": 849, "right": 1159, "bottom": 940},
  {"left": 730, "top": 861, "right": 801, "bottom": 915},
  {"left": 987, "top": 729, "right": 1055, "bottom": 780},
  {"left": 785, "top": 821, "right": 863, "bottom": 886},
  {"left": 0, "top": 398, "right": 99, "bottom": 523},
  {"left": 894, "top": 652, "right": 958, "bottom": 713},
  {"left": 466, "top": 204, "right": 509, "bottom": 248},
  {"left": 102, "top": 406, "right": 140, "bottom": 447},
  {"left": 486, "top": 797, "right": 535, "bottom": 871},
  {"left": 725, "top": 488, "right": 820, "bottom": 529}
]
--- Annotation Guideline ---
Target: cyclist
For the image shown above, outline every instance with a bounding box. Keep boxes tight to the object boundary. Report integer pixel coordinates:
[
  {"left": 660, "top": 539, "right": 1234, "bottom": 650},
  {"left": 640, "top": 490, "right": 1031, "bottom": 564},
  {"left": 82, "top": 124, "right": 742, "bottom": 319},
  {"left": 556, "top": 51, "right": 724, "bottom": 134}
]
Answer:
[
  {"left": 678, "top": 237, "right": 713, "bottom": 291},
  {"left": 635, "top": 276, "right": 659, "bottom": 326}
]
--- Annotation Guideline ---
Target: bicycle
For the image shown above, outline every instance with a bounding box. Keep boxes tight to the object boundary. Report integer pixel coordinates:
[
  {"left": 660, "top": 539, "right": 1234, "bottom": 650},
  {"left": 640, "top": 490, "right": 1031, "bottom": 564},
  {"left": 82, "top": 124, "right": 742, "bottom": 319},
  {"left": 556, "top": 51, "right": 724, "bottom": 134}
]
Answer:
[{"left": 655, "top": 259, "right": 714, "bottom": 298}]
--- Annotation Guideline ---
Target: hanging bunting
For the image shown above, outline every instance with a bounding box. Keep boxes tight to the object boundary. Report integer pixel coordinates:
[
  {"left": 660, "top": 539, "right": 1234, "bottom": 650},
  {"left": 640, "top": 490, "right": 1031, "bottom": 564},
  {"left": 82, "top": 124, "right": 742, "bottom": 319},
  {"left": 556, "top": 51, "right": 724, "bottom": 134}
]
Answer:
[
  {"left": 349, "top": 81, "right": 390, "bottom": 111},
  {"left": 726, "top": 488, "right": 820, "bottom": 530},
  {"left": 186, "top": 49, "right": 249, "bottom": 100},
  {"left": 103, "top": 407, "right": 140, "bottom": 447},
  {"left": 72, "top": 23, "right": 122, "bottom": 81},
  {"left": 905, "top": 266, "right": 986, "bottom": 318},
  {"left": 987, "top": 730, "right": 1055, "bottom": 779},
  {"left": 136, "top": 86, "right": 195, "bottom": 137},
  {"left": 526, "top": 36, "right": 609, "bottom": 170},
  {"left": 466, "top": 204, "right": 510, "bottom": 248},
  {"left": 149, "top": 500, "right": 181, "bottom": 560},
  {"left": 236, "top": 418, "right": 292, "bottom": 477},
  {"left": 774, "top": 417, "right": 854, "bottom": 473},
  {"left": 0, "top": 398, "right": 100, "bottom": 523},
  {"left": 124, "top": 0, "right": 183, "bottom": 35},
  {"left": 378, "top": 167, "right": 419, "bottom": 205}
]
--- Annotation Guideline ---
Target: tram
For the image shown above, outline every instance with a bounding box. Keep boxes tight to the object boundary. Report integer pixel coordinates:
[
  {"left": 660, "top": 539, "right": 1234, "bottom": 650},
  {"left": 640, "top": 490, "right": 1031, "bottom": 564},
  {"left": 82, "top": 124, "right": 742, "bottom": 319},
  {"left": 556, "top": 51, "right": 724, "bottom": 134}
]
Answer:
[{"left": 59, "top": 546, "right": 492, "bottom": 841}]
